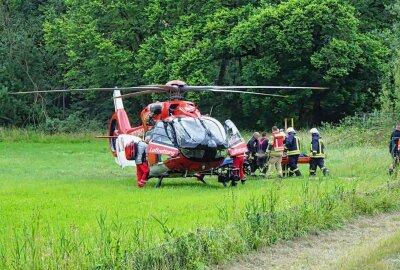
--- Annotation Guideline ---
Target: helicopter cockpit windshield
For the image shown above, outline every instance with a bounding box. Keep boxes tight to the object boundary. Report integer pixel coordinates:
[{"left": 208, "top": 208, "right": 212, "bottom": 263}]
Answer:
[{"left": 172, "top": 117, "right": 228, "bottom": 149}]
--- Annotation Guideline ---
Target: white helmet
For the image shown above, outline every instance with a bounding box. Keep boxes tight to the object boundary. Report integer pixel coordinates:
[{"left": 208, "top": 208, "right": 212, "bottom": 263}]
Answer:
[
  {"left": 309, "top": 128, "right": 319, "bottom": 134},
  {"left": 286, "top": 127, "right": 295, "bottom": 133}
]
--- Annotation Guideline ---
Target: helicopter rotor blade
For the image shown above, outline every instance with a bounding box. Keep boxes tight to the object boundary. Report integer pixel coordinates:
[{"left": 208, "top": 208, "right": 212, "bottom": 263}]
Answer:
[
  {"left": 10, "top": 86, "right": 167, "bottom": 95},
  {"left": 208, "top": 89, "right": 288, "bottom": 97},
  {"left": 114, "top": 89, "right": 169, "bottom": 99},
  {"left": 183, "top": 85, "right": 328, "bottom": 91}
]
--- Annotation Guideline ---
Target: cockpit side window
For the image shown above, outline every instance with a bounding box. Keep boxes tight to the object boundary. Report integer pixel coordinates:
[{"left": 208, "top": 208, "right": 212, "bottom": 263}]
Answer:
[
  {"left": 225, "top": 120, "right": 243, "bottom": 147},
  {"left": 151, "top": 121, "right": 176, "bottom": 147}
]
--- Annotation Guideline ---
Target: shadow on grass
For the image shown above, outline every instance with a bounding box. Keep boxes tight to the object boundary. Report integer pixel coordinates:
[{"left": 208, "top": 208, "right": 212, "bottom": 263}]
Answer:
[{"left": 144, "top": 178, "right": 226, "bottom": 189}]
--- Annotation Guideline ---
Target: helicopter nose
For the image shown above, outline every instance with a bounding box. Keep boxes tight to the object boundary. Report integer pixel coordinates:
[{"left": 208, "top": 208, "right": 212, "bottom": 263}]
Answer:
[{"left": 207, "top": 140, "right": 217, "bottom": 148}]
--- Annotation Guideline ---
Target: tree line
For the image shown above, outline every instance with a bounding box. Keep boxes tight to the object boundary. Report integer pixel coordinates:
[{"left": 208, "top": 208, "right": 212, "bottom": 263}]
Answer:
[{"left": 0, "top": 0, "right": 399, "bottom": 130}]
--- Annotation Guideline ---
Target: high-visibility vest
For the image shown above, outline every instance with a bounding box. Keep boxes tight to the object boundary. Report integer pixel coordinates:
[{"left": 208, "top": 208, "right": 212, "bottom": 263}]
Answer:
[
  {"left": 272, "top": 131, "right": 285, "bottom": 152},
  {"left": 397, "top": 140, "right": 400, "bottom": 152},
  {"left": 287, "top": 136, "right": 301, "bottom": 156},
  {"left": 310, "top": 139, "right": 325, "bottom": 158}
]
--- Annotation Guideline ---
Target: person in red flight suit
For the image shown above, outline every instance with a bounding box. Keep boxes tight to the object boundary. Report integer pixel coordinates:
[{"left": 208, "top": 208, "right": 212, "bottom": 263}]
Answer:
[
  {"left": 232, "top": 153, "right": 246, "bottom": 184},
  {"left": 136, "top": 137, "right": 150, "bottom": 187}
]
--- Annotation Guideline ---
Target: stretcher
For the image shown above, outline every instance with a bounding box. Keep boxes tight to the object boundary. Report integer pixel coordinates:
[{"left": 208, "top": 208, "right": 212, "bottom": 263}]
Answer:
[
  {"left": 281, "top": 153, "right": 310, "bottom": 176},
  {"left": 281, "top": 153, "right": 311, "bottom": 165}
]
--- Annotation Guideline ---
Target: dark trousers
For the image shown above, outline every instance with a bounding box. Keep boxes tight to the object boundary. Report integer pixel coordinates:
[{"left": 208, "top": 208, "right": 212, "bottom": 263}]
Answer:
[
  {"left": 257, "top": 156, "right": 267, "bottom": 173},
  {"left": 250, "top": 154, "right": 258, "bottom": 173},
  {"left": 309, "top": 158, "right": 325, "bottom": 175},
  {"left": 288, "top": 155, "right": 301, "bottom": 176}
]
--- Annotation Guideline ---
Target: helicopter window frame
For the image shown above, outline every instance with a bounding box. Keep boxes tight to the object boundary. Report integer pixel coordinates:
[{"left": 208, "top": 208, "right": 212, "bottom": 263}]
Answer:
[{"left": 150, "top": 121, "right": 177, "bottom": 147}]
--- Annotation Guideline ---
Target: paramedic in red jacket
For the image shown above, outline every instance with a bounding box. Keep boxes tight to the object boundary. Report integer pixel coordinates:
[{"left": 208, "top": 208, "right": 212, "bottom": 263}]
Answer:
[
  {"left": 266, "top": 126, "right": 285, "bottom": 178},
  {"left": 136, "top": 137, "right": 150, "bottom": 187}
]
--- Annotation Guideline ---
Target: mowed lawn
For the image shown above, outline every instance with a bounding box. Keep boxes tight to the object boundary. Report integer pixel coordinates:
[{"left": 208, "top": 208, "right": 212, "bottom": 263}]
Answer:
[{"left": 0, "top": 136, "right": 393, "bottom": 249}]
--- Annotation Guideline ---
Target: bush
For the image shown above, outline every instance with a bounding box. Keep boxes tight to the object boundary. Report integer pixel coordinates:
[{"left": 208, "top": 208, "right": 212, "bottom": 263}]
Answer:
[{"left": 36, "top": 112, "right": 104, "bottom": 134}]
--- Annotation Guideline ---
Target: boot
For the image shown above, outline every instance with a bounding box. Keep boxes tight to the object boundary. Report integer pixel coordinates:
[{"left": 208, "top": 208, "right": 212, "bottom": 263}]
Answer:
[
  {"left": 295, "top": 170, "right": 302, "bottom": 177},
  {"left": 323, "top": 168, "right": 329, "bottom": 176}
]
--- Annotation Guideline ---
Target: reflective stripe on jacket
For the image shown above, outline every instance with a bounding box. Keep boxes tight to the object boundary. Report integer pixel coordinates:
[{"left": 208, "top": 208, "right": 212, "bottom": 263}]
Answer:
[
  {"left": 285, "top": 133, "right": 300, "bottom": 156},
  {"left": 310, "top": 134, "right": 325, "bottom": 158}
]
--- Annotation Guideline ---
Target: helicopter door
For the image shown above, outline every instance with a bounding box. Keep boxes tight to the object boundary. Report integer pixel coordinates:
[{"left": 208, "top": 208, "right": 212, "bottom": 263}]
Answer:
[
  {"left": 115, "top": 134, "right": 142, "bottom": 169},
  {"left": 224, "top": 120, "right": 248, "bottom": 157}
]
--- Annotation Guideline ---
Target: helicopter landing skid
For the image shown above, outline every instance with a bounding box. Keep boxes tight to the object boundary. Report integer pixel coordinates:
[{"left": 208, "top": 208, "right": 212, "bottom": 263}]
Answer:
[
  {"left": 154, "top": 176, "right": 163, "bottom": 188},
  {"left": 154, "top": 173, "right": 169, "bottom": 188},
  {"left": 194, "top": 173, "right": 207, "bottom": 184}
]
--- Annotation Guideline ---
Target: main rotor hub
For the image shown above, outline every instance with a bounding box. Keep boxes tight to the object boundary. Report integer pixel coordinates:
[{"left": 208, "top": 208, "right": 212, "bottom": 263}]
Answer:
[{"left": 166, "top": 80, "right": 187, "bottom": 87}]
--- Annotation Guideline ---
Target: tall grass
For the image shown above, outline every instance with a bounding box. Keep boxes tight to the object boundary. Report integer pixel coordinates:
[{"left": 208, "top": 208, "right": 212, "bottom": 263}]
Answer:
[{"left": 2, "top": 181, "right": 400, "bottom": 269}]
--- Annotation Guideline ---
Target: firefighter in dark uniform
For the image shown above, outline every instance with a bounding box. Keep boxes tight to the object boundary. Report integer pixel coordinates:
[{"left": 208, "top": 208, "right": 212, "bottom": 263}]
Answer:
[
  {"left": 247, "top": 132, "right": 259, "bottom": 176},
  {"left": 389, "top": 123, "right": 400, "bottom": 157},
  {"left": 285, "top": 127, "right": 301, "bottom": 177},
  {"left": 309, "top": 128, "right": 329, "bottom": 176},
  {"left": 389, "top": 123, "right": 400, "bottom": 175}
]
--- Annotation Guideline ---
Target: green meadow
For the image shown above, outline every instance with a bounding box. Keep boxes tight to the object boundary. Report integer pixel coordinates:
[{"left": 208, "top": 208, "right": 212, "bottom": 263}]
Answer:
[{"left": 0, "top": 125, "right": 398, "bottom": 269}]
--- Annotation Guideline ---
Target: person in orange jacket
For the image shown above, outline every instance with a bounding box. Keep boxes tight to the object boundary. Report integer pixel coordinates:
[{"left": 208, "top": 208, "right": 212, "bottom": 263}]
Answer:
[{"left": 266, "top": 126, "right": 285, "bottom": 178}]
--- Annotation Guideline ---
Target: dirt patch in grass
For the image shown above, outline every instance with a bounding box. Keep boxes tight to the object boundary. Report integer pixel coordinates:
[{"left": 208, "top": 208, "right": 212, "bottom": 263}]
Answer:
[{"left": 215, "top": 212, "right": 400, "bottom": 270}]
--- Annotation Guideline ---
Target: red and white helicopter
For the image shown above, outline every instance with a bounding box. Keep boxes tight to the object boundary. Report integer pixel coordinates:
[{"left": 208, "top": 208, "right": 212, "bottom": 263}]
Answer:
[{"left": 13, "top": 80, "right": 326, "bottom": 187}]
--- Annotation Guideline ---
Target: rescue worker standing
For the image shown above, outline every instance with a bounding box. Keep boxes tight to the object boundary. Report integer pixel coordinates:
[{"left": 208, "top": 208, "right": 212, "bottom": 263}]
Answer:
[
  {"left": 389, "top": 123, "right": 400, "bottom": 175},
  {"left": 389, "top": 123, "right": 400, "bottom": 157},
  {"left": 285, "top": 127, "right": 301, "bottom": 177},
  {"left": 257, "top": 132, "right": 269, "bottom": 176},
  {"left": 266, "top": 126, "right": 285, "bottom": 178},
  {"left": 247, "top": 132, "right": 259, "bottom": 176},
  {"left": 309, "top": 128, "right": 329, "bottom": 176},
  {"left": 136, "top": 136, "right": 150, "bottom": 187}
]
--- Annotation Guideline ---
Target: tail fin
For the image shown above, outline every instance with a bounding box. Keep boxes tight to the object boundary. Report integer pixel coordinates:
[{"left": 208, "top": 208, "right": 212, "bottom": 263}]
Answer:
[
  {"left": 113, "top": 89, "right": 124, "bottom": 111},
  {"left": 113, "top": 89, "right": 131, "bottom": 134}
]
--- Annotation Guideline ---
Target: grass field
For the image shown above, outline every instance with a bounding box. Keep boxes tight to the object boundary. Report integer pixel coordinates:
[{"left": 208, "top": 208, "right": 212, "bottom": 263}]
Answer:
[
  {"left": 336, "top": 223, "right": 400, "bottom": 269},
  {"left": 0, "top": 125, "right": 398, "bottom": 269}
]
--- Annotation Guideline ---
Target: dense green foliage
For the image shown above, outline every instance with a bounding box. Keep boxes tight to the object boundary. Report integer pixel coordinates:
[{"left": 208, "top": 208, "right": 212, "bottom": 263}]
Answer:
[{"left": 0, "top": 0, "right": 398, "bottom": 129}]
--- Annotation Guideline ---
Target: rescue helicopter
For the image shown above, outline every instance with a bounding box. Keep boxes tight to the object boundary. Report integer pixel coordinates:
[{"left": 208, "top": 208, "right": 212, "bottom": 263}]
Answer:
[{"left": 12, "top": 80, "right": 327, "bottom": 187}]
